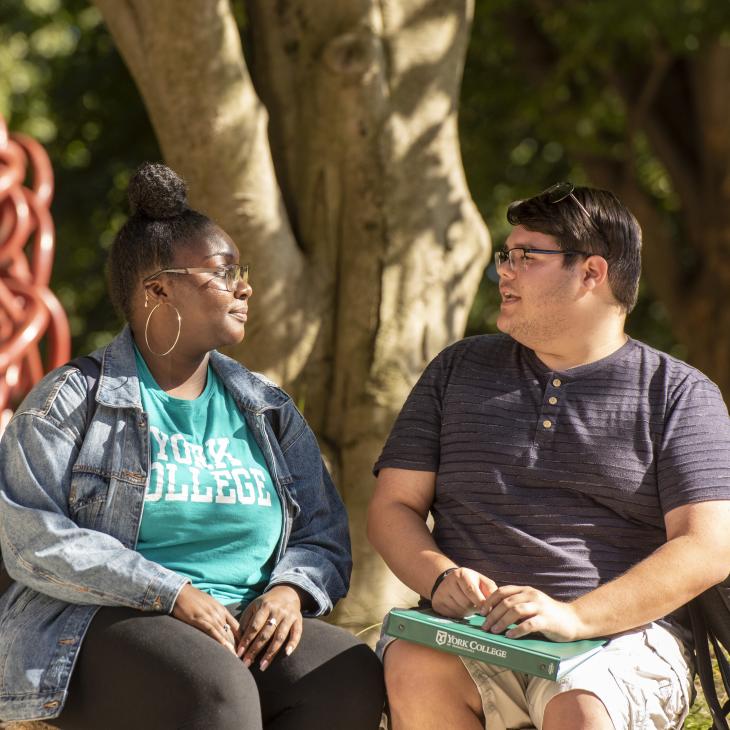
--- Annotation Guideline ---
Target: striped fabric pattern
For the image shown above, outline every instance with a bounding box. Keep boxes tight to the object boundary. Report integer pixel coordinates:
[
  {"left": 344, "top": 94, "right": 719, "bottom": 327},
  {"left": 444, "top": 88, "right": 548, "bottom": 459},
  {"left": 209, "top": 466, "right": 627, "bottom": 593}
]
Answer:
[{"left": 374, "top": 334, "right": 730, "bottom": 602}]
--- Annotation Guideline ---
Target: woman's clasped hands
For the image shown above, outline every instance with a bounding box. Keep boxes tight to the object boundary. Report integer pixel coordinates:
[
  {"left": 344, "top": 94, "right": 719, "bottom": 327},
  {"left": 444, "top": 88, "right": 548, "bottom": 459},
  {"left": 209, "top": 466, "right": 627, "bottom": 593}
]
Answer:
[
  {"left": 237, "top": 585, "right": 304, "bottom": 670},
  {"left": 172, "top": 584, "right": 240, "bottom": 654},
  {"left": 172, "top": 584, "right": 304, "bottom": 671}
]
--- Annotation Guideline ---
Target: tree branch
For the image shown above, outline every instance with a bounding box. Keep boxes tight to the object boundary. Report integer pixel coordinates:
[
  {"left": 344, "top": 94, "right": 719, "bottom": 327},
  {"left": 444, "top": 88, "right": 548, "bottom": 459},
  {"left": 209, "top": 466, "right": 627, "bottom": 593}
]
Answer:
[
  {"left": 611, "top": 58, "right": 705, "bottom": 251},
  {"left": 624, "top": 48, "right": 671, "bottom": 143},
  {"left": 693, "top": 41, "right": 730, "bottom": 203},
  {"left": 92, "top": 0, "right": 146, "bottom": 80}
]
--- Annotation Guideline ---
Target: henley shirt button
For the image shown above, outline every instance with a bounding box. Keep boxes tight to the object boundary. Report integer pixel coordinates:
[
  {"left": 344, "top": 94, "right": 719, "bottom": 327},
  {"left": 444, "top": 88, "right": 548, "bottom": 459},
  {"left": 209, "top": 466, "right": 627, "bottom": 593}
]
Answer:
[
  {"left": 548, "top": 396, "right": 558, "bottom": 405},
  {"left": 552, "top": 378, "right": 562, "bottom": 387},
  {"left": 543, "top": 419, "right": 552, "bottom": 429}
]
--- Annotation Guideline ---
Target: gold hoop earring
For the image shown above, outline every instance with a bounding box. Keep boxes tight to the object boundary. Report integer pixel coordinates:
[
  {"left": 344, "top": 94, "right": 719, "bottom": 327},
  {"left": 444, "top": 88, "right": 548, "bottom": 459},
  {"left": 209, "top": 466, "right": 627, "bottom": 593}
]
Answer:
[{"left": 144, "top": 302, "right": 182, "bottom": 356}]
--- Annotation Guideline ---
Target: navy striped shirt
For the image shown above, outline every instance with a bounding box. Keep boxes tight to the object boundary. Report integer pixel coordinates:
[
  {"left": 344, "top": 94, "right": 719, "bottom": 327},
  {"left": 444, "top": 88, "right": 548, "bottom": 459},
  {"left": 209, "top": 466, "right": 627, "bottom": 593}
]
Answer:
[{"left": 374, "top": 334, "right": 730, "bottom": 602}]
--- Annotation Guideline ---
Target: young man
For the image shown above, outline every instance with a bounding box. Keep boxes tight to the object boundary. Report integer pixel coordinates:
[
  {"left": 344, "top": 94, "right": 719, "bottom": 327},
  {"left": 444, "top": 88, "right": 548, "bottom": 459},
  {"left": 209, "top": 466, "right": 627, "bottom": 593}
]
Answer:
[{"left": 367, "top": 183, "right": 730, "bottom": 730}]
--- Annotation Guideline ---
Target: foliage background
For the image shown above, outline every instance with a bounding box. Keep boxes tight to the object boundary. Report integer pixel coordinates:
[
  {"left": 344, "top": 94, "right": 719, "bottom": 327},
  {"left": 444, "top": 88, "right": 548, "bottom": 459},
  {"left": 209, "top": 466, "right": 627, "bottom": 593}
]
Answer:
[
  {"left": 0, "top": 0, "right": 156, "bottom": 353},
  {"left": 2, "top": 0, "right": 707, "bottom": 361}
]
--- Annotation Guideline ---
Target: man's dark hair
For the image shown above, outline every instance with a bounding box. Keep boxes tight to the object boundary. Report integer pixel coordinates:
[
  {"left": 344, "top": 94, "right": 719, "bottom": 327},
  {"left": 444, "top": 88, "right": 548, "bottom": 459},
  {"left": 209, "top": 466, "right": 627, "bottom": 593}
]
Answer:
[
  {"left": 106, "top": 162, "right": 216, "bottom": 319},
  {"left": 506, "top": 186, "right": 642, "bottom": 313}
]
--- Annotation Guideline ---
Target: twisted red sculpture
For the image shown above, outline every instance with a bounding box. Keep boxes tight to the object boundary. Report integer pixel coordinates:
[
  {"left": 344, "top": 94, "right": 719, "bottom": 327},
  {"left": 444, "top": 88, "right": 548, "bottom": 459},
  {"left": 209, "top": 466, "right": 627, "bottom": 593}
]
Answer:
[{"left": 0, "top": 113, "right": 70, "bottom": 435}]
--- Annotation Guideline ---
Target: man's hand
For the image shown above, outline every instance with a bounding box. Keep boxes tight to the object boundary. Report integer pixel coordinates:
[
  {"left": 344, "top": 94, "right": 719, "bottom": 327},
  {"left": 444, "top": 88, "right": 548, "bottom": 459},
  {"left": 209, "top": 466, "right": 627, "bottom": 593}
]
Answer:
[
  {"left": 479, "top": 585, "right": 583, "bottom": 641},
  {"left": 237, "top": 585, "right": 304, "bottom": 671},
  {"left": 431, "top": 567, "right": 498, "bottom": 618},
  {"left": 172, "top": 584, "right": 240, "bottom": 654}
]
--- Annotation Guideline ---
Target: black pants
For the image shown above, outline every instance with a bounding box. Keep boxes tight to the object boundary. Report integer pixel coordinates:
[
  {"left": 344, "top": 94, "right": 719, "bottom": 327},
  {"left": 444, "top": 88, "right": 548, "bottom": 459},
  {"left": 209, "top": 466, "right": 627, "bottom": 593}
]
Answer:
[{"left": 50, "top": 606, "right": 385, "bottom": 730}]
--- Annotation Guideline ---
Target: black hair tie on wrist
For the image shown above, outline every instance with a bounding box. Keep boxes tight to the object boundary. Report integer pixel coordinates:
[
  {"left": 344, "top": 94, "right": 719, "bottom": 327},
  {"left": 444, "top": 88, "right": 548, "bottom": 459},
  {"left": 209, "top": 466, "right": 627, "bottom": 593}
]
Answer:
[{"left": 430, "top": 567, "right": 459, "bottom": 600}]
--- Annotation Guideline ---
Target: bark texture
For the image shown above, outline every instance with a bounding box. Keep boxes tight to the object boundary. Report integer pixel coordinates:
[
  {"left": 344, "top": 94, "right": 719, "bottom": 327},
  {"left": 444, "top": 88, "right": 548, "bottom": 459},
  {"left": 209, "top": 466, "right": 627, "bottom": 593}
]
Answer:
[{"left": 92, "top": 0, "right": 490, "bottom": 633}]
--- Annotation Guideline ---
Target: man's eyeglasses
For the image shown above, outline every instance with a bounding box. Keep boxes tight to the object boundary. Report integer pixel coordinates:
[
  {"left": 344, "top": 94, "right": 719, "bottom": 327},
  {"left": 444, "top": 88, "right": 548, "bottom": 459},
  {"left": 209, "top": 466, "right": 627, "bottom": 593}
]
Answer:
[
  {"left": 507, "top": 181, "right": 600, "bottom": 233},
  {"left": 494, "top": 247, "right": 586, "bottom": 273},
  {"left": 540, "top": 181, "right": 596, "bottom": 224},
  {"left": 143, "top": 264, "right": 249, "bottom": 292}
]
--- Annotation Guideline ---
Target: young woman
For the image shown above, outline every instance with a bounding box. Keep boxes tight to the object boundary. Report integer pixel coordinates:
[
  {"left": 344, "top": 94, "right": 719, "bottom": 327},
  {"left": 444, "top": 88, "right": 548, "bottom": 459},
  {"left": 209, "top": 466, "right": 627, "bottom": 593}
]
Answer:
[{"left": 0, "top": 163, "right": 384, "bottom": 729}]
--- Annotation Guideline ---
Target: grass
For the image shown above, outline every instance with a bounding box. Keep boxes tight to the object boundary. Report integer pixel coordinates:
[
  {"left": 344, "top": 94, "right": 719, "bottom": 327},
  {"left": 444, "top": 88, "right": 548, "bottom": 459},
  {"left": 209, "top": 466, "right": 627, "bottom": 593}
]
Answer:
[{"left": 684, "top": 655, "right": 726, "bottom": 729}]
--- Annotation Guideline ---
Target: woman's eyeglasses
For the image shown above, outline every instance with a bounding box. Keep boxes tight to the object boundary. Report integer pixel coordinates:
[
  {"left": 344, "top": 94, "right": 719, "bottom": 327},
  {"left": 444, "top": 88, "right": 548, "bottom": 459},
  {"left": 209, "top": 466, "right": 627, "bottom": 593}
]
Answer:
[{"left": 143, "top": 264, "right": 249, "bottom": 292}]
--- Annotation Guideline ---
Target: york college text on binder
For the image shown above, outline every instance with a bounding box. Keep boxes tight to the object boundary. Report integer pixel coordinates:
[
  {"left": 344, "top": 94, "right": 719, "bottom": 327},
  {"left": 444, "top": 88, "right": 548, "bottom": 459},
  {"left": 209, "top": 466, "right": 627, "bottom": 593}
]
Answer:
[{"left": 384, "top": 608, "right": 607, "bottom": 681}]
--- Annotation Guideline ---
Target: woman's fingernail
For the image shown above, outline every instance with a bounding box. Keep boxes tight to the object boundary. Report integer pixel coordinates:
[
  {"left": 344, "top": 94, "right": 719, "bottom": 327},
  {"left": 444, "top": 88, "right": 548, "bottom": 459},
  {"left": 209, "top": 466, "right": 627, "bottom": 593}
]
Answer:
[
  {"left": 260, "top": 659, "right": 269, "bottom": 671},
  {"left": 285, "top": 646, "right": 293, "bottom": 656},
  {"left": 243, "top": 657, "right": 251, "bottom": 667}
]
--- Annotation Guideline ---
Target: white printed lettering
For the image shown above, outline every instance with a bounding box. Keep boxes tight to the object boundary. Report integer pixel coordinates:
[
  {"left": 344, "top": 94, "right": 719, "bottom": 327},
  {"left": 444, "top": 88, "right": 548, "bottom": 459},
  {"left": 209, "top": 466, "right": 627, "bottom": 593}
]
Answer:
[
  {"left": 149, "top": 427, "right": 169, "bottom": 461},
  {"left": 188, "top": 443, "right": 210, "bottom": 470},
  {"left": 251, "top": 467, "right": 272, "bottom": 507},
  {"left": 206, "top": 438, "right": 243, "bottom": 468},
  {"left": 212, "top": 470, "right": 236, "bottom": 503},
  {"left": 144, "top": 429, "right": 271, "bottom": 508},
  {"left": 440, "top": 632, "right": 508, "bottom": 659},
  {"left": 145, "top": 462, "right": 165, "bottom": 501},
  {"left": 231, "top": 468, "right": 256, "bottom": 504},
  {"left": 170, "top": 434, "right": 192, "bottom": 465},
  {"left": 165, "top": 463, "right": 189, "bottom": 501},
  {"left": 189, "top": 467, "right": 212, "bottom": 503}
]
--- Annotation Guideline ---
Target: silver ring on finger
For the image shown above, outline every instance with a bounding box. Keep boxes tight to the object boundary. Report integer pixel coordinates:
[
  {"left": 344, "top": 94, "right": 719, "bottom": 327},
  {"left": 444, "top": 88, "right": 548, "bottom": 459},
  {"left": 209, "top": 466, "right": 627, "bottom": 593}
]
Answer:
[
  {"left": 266, "top": 617, "right": 277, "bottom": 628},
  {"left": 223, "top": 624, "right": 230, "bottom": 632}
]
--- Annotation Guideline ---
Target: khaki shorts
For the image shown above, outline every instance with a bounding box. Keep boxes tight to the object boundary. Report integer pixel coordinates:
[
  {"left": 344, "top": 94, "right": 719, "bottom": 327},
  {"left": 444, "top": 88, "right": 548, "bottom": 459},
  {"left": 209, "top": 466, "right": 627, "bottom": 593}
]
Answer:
[{"left": 461, "top": 623, "right": 693, "bottom": 730}]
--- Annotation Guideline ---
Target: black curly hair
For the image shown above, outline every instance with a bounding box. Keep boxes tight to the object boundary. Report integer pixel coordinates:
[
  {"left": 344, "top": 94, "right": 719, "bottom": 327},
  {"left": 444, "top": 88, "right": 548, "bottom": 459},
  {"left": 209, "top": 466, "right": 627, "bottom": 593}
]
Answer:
[{"left": 106, "top": 163, "right": 216, "bottom": 319}]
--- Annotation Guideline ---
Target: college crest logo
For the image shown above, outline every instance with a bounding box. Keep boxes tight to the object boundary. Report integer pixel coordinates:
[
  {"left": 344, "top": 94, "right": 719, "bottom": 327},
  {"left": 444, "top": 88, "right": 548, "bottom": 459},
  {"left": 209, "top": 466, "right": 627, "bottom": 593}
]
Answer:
[{"left": 435, "top": 630, "right": 447, "bottom": 646}]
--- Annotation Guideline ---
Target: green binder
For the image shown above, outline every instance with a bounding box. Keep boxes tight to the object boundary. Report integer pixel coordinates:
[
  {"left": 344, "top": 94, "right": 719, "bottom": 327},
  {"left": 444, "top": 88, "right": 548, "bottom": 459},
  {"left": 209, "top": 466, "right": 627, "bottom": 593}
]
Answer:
[{"left": 384, "top": 608, "right": 607, "bottom": 680}]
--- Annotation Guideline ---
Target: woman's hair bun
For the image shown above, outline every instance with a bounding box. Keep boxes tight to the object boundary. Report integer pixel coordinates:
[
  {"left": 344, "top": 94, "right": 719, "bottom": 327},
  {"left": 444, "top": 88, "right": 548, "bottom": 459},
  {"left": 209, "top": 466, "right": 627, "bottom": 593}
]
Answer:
[{"left": 128, "top": 162, "right": 188, "bottom": 220}]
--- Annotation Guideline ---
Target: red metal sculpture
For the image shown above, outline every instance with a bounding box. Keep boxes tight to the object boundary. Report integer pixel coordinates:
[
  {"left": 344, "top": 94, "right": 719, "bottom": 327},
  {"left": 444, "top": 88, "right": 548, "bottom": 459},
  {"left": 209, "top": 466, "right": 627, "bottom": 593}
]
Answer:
[{"left": 0, "top": 113, "right": 70, "bottom": 435}]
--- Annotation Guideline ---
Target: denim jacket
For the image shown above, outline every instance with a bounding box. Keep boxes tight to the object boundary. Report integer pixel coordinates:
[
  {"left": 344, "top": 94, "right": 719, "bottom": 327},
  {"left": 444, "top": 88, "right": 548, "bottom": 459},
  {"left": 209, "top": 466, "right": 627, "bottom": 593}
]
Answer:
[{"left": 0, "top": 327, "right": 351, "bottom": 722}]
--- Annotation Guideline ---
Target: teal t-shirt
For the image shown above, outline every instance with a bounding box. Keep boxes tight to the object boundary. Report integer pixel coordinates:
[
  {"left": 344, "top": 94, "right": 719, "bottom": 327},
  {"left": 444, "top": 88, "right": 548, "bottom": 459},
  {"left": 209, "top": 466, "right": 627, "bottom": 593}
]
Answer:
[{"left": 134, "top": 349, "right": 283, "bottom": 605}]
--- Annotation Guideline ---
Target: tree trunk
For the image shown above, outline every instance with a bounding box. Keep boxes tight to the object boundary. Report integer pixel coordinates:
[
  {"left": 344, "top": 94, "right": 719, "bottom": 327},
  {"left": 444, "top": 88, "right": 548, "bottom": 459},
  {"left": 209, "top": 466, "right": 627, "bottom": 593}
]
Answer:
[{"left": 92, "top": 0, "right": 490, "bottom": 632}]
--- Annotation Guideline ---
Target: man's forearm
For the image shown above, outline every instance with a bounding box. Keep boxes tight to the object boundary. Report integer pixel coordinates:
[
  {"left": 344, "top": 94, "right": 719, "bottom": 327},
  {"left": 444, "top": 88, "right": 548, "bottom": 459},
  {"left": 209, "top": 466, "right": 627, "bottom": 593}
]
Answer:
[
  {"left": 367, "top": 502, "right": 455, "bottom": 599},
  {"left": 572, "top": 534, "right": 727, "bottom": 638}
]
